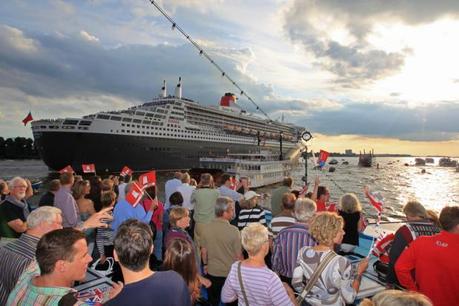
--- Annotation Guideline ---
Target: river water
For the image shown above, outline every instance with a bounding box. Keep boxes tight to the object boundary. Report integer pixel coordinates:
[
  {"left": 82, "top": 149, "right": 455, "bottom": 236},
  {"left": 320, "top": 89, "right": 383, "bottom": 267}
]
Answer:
[{"left": 1, "top": 157, "right": 458, "bottom": 219}]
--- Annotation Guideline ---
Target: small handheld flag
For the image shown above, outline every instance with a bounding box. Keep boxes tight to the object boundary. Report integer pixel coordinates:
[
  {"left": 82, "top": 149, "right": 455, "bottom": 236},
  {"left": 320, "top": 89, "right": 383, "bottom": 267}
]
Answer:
[
  {"left": 59, "top": 165, "right": 74, "bottom": 174},
  {"left": 22, "top": 112, "right": 33, "bottom": 126},
  {"left": 82, "top": 163, "right": 96, "bottom": 173},
  {"left": 126, "top": 183, "right": 144, "bottom": 207},
  {"left": 318, "top": 150, "right": 330, "bottom": 168},
  {"left": 138, "top": 171, "right": 156, "bottom": 188},
  {"left": 120, "top": 166, "right": 133, "bottom": 177}
]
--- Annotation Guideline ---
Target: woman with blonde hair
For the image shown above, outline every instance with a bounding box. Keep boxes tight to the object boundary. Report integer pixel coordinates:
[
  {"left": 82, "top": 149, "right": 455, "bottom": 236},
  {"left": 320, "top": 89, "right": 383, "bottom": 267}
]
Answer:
[
  {"left": 72, "top": 180, "right": 95, "bottom": 220},
  {"left": 292, "top": 212, "right": 368, "bottom": 306},
  {"left": 221, "top": 223, "right": 296, "bottom": 305},
  {"left": 338, "top": 193, "right": 366, "bottom": 253},
  {"left": 359, "top": 289, "right": 432, "bottom": 306}
]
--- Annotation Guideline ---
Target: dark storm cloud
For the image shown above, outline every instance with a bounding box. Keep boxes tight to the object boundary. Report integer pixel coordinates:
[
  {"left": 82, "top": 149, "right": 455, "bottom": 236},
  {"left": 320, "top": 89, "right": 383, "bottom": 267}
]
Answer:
[{"left": 295, "top": 102, "right": 459, "bottom": 141}]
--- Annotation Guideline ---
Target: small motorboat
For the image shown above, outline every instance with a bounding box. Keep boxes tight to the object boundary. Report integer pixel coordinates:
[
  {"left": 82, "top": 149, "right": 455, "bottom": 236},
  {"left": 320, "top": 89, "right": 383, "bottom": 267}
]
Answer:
[
  {"left": 425, "top": 158, "right": 434, "bottom": 163},
  {"left": 329, "top": 159, "right": 338, "bottom": 165},
  {"left": 342, "top": 161, "right": 349, "bottom": 165},
  {"left": 415, "top": 158, "right": 426, "bottom": 166}
]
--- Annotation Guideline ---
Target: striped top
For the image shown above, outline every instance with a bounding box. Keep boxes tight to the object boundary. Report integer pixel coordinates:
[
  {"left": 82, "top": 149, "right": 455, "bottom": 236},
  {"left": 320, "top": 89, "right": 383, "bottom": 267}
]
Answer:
[
  {"left": 0, "top": 233, "right": 39, "bottom": 305},
  {"left": 272, "top": 223, "right": 316, "bottom": 278},
  {"left": 95, "top": 226, "right": 114, "bottom": 257},
  {"left": 7, "top": 262, "right": 87, "bottom": 305},
  {"left": 270, "top": 212, "right": 296, "bottom": 238},
  {"left": 221, "top": 261, "right": 294, "bottom": 306},
  {"left": 237, "top": 207, "right": 266, "bottom": 230}
]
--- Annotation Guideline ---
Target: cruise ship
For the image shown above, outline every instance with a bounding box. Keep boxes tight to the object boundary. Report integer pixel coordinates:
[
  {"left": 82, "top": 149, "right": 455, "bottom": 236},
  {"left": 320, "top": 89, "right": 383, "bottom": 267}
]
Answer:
[{"left": 31, "top": 79, "right": 308, "bottom": 173}]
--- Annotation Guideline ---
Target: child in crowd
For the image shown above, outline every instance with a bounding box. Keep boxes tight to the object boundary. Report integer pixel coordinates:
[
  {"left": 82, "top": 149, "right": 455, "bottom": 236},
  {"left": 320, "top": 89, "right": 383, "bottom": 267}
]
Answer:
[{"left": 95, "top": 190, "right": 116, "bottom": 265}]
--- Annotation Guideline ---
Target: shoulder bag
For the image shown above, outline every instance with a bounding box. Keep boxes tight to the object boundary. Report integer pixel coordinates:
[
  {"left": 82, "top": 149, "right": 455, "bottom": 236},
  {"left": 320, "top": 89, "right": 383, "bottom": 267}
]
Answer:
[{"left": 296, "top": 251, "right": 337, "bottom": 305}]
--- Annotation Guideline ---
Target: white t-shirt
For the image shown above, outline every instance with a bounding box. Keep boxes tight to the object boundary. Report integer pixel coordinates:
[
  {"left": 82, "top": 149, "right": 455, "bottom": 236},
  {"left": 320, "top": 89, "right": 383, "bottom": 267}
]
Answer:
[{"left": 176, "top": 183, "right": 196, "bottom": 210}]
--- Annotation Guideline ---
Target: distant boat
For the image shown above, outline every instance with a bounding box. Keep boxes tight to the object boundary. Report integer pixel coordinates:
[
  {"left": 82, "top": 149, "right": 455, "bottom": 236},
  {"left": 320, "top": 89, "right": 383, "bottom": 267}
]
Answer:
[
  {"left": 358, "top": 149, "right": 373, "bottom": 167},
  {"left": 342, "top": 161, "right": 349, "bottom": 165},
  {"left": 415, "top": 158, "right": 426, "bottom": 166},
  {"left": 425, "top": 158, "right": 434, "bottom": 163},
  {"left": 329, "top": 159, "right": 338, "bottom": 165},
  {"left": 439, "top": 157, "right": 457, "bottom": 167}
]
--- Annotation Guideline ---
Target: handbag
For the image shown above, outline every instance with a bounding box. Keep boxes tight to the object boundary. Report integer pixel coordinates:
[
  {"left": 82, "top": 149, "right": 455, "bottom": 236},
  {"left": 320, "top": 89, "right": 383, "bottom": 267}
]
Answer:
[
  {"left": 296, "top": 251, "right": 337, "bottom": 305},
  {"left": 237, "top": 261, "right": 250, "bottom": 306}
]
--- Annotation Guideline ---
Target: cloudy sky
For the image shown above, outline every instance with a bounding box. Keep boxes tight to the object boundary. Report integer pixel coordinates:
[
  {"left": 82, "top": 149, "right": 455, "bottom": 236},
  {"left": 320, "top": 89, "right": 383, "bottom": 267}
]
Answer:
[{"left": 1, "top": 0, "right": 459, "bottom": 155}]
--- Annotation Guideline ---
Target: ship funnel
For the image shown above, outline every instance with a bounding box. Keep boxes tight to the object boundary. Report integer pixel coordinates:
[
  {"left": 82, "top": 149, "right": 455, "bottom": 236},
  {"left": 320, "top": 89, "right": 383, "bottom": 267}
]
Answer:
[
  {"left": 175, "top": 77, "right": 182, "bottom": 99},
  {"left": 161, "top": 80, "right": 167, "bottom": 98}
]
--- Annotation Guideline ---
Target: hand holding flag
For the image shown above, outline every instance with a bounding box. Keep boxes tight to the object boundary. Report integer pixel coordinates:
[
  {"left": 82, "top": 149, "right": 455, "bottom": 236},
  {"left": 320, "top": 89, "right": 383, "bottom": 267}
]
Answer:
[{"left": 364, "top": 186, "right": 384, "bottom": 214}]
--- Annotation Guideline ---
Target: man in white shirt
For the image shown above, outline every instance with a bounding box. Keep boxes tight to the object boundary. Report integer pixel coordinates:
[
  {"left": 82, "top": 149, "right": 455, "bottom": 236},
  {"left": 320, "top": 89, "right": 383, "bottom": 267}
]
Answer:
[
  {"left": 164, "top": 172, "right": 183, "bottom": 209},
  {"left": 117, "top": 175, "right": 131, "bottom": 201},
  {"left": 176, "top": 173, "right": 195, "bottom": 211}
]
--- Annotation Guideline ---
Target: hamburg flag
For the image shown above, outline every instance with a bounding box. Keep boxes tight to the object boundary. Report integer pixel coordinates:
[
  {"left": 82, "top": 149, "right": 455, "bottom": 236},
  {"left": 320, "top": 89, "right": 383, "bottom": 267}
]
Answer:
[
  {"left": 318, "top": 150, "right": 330, "bottom": 168},
  {"left": 138, "top": 171, "right": 156, "bottom": 188},
  {"left": 126, "top": 183, "right": 144, "bottom": 207},
  {"left": 120, "top": 166, "right": 133, "bottom": 177},
  {"left": 22, "top": 112, "right": 33, "bottom": 126},
  {"left": 59, "top": 165, "right": 74, "bottom": 174},
  {"left": 82, "top": 163, "right": 96, "bottom": 173}
]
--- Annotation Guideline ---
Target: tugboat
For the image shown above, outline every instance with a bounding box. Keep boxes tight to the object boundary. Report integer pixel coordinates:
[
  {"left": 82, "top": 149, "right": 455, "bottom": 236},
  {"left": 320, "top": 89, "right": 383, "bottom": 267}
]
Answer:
[{"left": 358, "top": 149, "right": 374, "bottom": 167}]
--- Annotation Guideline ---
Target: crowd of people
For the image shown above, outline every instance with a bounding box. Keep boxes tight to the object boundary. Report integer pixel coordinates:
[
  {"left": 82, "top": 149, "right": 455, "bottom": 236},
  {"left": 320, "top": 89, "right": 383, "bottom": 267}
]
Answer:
[{"left": 0, "top": 172, "right": 458, "bottom": 306}]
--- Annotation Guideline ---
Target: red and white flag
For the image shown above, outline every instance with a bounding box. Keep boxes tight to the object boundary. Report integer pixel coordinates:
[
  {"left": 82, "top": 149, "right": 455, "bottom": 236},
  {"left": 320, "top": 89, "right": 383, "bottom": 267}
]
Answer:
[
  {"left": 59, "top": 165, "right": 74, "bottom": 174},
  {"left": 368, "top": 191, "right": 384, "bottom": 214},
  {"left": 120, "top": 166, "right": 133, "bottom": 177},
  {"left": 125, "top": 183, "right": 144, "bottom": 207},
  {"left": 138, "top": 171, "right": 156, "bottom": 189},
  {"left": 82, "top": 163, "right": 96, "bottom": 173}
]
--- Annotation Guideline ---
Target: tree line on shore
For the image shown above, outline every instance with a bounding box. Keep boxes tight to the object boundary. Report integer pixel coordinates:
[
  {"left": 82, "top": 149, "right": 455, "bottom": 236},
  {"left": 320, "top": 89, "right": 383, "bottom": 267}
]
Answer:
[{"left": 0, "top": 137, "right": 39, "bottom": 159}]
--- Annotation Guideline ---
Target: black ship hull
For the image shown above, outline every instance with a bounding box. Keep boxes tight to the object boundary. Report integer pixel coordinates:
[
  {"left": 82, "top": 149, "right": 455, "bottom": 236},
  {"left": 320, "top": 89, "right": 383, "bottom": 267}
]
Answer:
[{"left": 33, "top": 131, "right": 285, "bottom": 173}]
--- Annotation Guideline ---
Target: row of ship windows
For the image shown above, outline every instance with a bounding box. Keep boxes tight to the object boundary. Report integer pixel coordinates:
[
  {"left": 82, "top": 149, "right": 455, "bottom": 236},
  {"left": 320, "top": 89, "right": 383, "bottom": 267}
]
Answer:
[
  {"left": 39, "top": 126, "right": 89, "bottom": 130},
  {"left": 110, "top": 129, "right": 252, "bottom": 141}
]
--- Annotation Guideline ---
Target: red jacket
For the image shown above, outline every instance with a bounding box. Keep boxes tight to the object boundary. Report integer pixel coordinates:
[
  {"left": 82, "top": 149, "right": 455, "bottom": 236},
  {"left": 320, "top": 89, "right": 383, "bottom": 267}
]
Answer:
[{"left": 395, "top": 231, "right": 459, "bottom": 306}]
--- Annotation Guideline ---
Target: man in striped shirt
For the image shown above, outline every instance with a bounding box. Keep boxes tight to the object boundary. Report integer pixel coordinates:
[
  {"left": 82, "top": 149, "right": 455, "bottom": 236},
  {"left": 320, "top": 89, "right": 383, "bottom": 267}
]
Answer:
[
  {"left": 270, "top": 192, "right": 296, "bottom": 238},
  {"left": 237, "top": 191, "right": 267, "bottom": 230},
  {"left": 272, "top": 198, "right": 317, "bottom": 285},
  {"left": 0, "top": 206, "right": 63, "bottom": 305}
]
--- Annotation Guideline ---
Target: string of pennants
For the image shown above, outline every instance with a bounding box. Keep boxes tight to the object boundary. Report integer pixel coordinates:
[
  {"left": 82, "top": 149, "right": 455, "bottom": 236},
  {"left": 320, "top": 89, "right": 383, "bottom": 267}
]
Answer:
[{"left": 58, "top": 164, "right": 155, "bottom": 207}]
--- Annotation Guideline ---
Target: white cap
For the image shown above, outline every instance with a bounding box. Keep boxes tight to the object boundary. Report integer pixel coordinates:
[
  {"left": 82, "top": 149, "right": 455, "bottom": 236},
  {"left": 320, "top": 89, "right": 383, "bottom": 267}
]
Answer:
[{"left": 244, "top": 190, "right": 260, "bottom": 201}]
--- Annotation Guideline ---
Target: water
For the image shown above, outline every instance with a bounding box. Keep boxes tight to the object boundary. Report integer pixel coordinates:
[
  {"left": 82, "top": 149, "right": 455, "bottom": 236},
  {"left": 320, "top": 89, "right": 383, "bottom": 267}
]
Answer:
[{"left": 1, "top": 157, "right": 458, "bottom": 219}]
